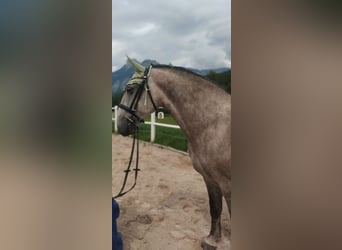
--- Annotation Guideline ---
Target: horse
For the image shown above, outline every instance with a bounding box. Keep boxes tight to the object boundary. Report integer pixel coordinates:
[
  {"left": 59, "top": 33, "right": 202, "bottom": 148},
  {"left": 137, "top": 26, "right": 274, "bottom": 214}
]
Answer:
[{"left": 116, "top": 57, "right": 231, "bottom": 249}]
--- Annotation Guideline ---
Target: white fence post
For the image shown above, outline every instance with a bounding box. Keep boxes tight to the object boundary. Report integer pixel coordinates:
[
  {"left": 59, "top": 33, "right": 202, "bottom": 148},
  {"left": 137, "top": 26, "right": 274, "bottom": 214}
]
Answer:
[
  {"left": 113, "top": 106, "right": 180, "bottom": 140},
  {"left": 114, "top": 106, "right": 118, "bottom": 132},
  {"left": 151, "top": 112, "right": 156, "bottom": 142}
]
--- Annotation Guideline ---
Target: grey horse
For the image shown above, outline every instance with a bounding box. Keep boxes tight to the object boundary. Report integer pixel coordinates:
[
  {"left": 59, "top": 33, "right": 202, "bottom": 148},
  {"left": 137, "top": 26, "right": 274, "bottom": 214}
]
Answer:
[{"left": 116, "top": 58, "right": 231, "bottom": 249}]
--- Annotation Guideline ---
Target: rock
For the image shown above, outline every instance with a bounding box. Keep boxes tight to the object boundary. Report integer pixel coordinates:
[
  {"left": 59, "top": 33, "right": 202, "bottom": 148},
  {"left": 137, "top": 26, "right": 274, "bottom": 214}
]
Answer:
[
  {"left": 169, "top": 230, "right": 186, "bottom": 239},
  {"left": 148, "top": 209, "right": 165, "bottom": 222},
  {"left": 141, "top": 202, "right": 151, "bottom": 209},
  {"left": 184, "top": 229, "right": 197, "bottom": 239},
  {"left": 136, "top": 214, "right": 153, "bottom": 224}
]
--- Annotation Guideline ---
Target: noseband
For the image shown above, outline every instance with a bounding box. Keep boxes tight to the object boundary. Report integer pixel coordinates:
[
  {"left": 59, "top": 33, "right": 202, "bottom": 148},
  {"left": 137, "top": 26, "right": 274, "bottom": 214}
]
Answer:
[{"left": 117, "top": 65, "right": 158, "bottom": 125}]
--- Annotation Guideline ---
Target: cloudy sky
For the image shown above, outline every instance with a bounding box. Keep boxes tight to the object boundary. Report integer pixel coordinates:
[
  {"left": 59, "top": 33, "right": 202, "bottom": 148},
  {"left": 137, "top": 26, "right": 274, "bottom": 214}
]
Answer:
[{"left": 112, "top": 0, "right": 231, "bottom": 72}]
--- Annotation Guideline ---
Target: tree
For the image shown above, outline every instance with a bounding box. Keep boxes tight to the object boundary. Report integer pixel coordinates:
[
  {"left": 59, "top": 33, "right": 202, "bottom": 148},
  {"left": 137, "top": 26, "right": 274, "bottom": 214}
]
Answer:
[
  {"left": 206, "top": 70, "right": 231, "bottom": 94},
  {"left": 112, "top": 92, "right": 123, "bottom": 107}
]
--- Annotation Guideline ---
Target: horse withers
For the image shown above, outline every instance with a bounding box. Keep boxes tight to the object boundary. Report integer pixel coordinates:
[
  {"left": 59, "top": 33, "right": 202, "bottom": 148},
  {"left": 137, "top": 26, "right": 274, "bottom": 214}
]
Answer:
[{"left": 116, "top": 57, "right": 231, "bottom": 250}]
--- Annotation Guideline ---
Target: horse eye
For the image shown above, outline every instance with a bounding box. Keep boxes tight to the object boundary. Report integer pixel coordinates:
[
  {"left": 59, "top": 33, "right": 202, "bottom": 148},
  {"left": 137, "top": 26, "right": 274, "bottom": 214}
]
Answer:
[
  {"left": 125, "top": 84, "right": 137, "bottom": 94},
  {"left": 126, "top": 87, "right": 134, "bottom": 94}
]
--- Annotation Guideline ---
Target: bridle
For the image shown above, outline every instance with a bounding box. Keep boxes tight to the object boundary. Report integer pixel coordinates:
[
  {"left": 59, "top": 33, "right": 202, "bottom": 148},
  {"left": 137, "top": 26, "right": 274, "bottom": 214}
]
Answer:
[
  {"left": 117, "top": 65, "right": 158, "bottom": 125},
  {"left": 113, "top": 64, "right": 158, "bottom": 199}
]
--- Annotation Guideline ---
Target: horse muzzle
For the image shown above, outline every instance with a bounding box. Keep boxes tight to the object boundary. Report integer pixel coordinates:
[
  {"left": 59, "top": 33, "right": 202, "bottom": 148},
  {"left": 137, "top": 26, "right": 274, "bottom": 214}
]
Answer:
[
  {"left": 117, "top": 116, "right": 137, "bottom": 136},
  {"left": 118, "top": 113, "right": 145, "bottom": 136}
]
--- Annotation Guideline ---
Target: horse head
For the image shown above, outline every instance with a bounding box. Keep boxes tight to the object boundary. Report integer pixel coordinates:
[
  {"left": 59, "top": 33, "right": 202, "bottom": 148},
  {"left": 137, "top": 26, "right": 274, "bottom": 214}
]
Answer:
[{"left": 117, "top": 57, "right": 157, "bottom": 136}]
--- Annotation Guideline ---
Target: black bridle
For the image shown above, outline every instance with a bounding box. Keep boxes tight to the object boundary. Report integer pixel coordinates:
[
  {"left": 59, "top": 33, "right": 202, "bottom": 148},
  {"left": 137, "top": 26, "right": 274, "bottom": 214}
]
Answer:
[
  {"left": 117, "top": 65, "right": 158, "bottom": 125},
  {"left": 113, "top": 65, "right": 158, "bottom": 199}
]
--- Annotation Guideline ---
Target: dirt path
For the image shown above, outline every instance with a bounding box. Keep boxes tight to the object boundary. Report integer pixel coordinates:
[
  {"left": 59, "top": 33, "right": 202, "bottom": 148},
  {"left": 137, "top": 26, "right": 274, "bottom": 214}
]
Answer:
[{"left": 112, "top": 135, "right": 229, "bottom": 250}]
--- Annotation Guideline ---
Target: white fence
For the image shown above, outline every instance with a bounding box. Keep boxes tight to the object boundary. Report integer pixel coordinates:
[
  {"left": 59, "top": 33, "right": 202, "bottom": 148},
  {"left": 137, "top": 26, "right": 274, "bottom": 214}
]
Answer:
[{"left": 112, "top": 106, "right": 180, "bottom": 142}]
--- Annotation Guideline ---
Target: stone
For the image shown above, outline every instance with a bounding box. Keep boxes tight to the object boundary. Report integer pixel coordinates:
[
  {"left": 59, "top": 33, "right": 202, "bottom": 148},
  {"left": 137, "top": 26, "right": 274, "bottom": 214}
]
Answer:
[
  {"left": 169, "top": 230, "right": 186, "bottom": 239},
  {"left": 136, "top": 214, "right": 153, "bottom": 224}
]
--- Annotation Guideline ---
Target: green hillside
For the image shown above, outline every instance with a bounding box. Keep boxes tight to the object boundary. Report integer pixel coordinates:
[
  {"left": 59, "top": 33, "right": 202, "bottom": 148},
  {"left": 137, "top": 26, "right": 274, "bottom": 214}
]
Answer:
[{"left": 206, "top": 70, "right": 231, "bottom": 94}]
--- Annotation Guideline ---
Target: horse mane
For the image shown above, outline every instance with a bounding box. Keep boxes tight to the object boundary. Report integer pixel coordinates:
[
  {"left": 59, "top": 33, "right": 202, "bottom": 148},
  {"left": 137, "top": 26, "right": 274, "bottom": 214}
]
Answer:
[
  {"left": 151, "top": 64, "right": 229, "bottom": 95},
  {"left": 151, "top": 64, "right": 213, "bottom": 82}
]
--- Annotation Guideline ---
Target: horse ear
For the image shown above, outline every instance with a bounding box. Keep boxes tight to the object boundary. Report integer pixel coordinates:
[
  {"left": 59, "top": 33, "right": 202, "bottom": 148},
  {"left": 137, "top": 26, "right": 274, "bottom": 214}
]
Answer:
[{"left": 127, "top": 56, "right": 145, "bottom": 73}]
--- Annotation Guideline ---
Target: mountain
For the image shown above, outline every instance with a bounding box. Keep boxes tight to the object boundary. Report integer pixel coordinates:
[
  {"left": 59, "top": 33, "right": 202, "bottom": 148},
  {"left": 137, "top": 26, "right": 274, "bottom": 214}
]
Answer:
[
  {"left": 112, "top": 59, "right": 230, "bottom": 96},
  {"left": 112, "top": 59, "right": 159, "bottom": 96},
  {"left": 187, "top": 67, "right": 229, "bottom": 76}
]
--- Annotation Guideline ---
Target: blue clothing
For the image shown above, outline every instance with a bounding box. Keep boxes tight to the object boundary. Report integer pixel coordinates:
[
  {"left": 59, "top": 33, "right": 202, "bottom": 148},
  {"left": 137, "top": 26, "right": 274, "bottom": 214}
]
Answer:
[{"left": 112, "top": 198, "right": 123, "bottom": 250}]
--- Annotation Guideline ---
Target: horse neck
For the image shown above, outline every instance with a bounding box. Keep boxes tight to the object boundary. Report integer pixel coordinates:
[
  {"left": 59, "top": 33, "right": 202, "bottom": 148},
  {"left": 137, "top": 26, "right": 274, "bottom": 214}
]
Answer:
[{"left": 150, "top": 68, "right": 225, "bottom": 139}]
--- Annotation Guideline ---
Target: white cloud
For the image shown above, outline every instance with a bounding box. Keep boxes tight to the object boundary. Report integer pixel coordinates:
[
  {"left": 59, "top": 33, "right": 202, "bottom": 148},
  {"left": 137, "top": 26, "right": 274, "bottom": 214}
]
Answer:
[
  {"left": 112, "top": 0, "right": 231, "bottom": 71},
  {"left": 112, "top": 41, "right": 126, "bottom": 57},
  {"left": 130, "top": 23, "right": 159, "bottom": 36}
]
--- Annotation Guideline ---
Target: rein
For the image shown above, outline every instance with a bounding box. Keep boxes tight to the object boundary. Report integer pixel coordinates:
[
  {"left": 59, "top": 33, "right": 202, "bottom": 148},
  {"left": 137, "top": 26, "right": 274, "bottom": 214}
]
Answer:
[
  {"left": 113, "top": 65, "right": 158, "bottom": 199},
  {"left": 113, "top": 127, "right": 140, "bottom": 199}
]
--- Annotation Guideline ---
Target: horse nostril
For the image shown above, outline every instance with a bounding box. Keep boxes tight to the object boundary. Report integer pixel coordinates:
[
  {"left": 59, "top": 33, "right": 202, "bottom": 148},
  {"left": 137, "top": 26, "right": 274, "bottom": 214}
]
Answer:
[
  {"left": 117, "top": 120, "right": 129, "bottom": 136},
  {"left": 117, "top": 118, "right": 136, "bottom": 136}
]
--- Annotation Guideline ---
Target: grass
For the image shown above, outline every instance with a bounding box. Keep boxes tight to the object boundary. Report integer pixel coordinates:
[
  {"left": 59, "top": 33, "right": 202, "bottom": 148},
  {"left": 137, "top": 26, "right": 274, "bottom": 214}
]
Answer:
[
  {"left": 144, "top": 114, "right": 178, "bottom": 125},
  {"left": 112, "top": 113, "right": 188, "bottom": 152},
  {"left": 138, "top": 123, "right": 188, "bottom": 152}
]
